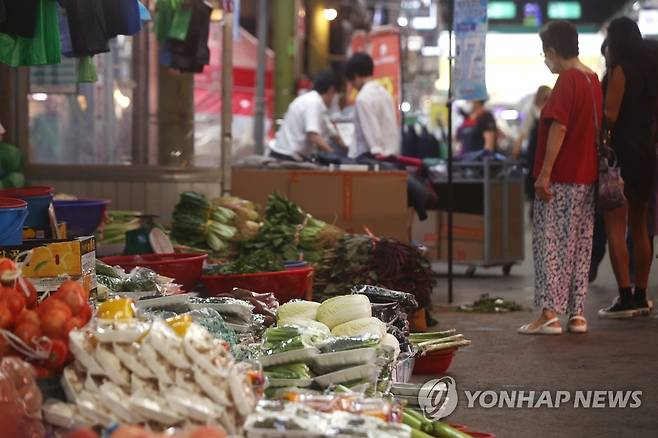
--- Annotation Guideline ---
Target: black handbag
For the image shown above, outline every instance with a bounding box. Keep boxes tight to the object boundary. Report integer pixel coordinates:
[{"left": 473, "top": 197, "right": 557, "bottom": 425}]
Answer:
[{"left": 584, "top": 72, "right": 626, "bottom": 211}]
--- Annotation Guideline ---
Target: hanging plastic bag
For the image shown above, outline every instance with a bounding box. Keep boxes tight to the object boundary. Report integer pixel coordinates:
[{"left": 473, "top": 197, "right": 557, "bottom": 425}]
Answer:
[
  {"left": 0, "top": 0, "right": 61, "bottom": 67},
  {"left": 138, "top": 1, "right": 152, "bottom": 21},
  {"left": 168, "top": 7, "right": 192, "bottom": 41},
  {"left": 77, "top": 56, "right": 98, "bottom": 83}
]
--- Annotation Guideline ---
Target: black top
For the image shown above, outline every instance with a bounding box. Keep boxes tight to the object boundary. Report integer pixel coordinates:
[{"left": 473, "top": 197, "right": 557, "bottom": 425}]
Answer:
[
  {"left": 0, "top": 0, "right": 38, "bottom": 38},
  {"left": 457, "top": 111, "right": 497, "bottom": 154},
  {"left": 609, "top": 62, "right": 656, "bottom": 202}
]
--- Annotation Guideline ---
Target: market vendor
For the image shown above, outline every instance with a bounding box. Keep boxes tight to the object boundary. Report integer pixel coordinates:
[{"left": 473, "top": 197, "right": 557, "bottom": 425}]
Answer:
[
  {"left": 345, "top": 53, "right": 401, "bottom": 159},
  {"left": 456, "top": 99, "right": 498, "bottom": 155},
  {"left": 269, "top": 70, "right": 346, "bottom": 162}
]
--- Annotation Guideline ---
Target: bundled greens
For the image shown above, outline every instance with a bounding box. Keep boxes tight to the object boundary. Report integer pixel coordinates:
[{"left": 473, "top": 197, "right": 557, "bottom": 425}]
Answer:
[
  {"left": 171, "top": 192, "right": 245, "bottom": 255},
  {"left": 206, "top": 249, "right": 285, "bottom": 275},
  {"left": 240, "top": 194, "right": 343, "bottom": 263},
  {"left": 409, "top": 330, "right": 472, "bottom": 354},
  {"left": 264, "top": 363, "right": 313, "bottom": 380},
  {"left": 98, "top": 210, "right": 141, "bottom": 245},
  {"left": 316, "top": 235, "right": 436, "bottom": 307}
]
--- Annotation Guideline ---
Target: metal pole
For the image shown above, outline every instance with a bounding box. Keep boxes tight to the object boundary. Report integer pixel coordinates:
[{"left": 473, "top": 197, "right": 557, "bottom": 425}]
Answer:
[
  {"left": 221, "top": 1, "right": 234, "bottom": 195},
  {"left": 447, "top": 1, "right": 454, "bottom": 304},
  {"left": 254, "top": 0, "right": 268, "bottom": 154}
]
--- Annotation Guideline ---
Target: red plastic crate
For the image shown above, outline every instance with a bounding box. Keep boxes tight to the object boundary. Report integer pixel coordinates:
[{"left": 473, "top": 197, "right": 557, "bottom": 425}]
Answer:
[
  {"left": 100, "top": 253, "right": 207, "bottom": 291},
  {"left": 200, "top": 267, "right": 314, "bottom": 303},
  {"left": 412, "top": 348, "right": 457, "bottom": 375}
]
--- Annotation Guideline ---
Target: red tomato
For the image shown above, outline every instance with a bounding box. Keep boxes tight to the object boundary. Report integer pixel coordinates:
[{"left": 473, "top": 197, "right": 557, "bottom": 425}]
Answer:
[
  {"left": 2, "top": 287, "right": 26, "bottom": 315},
  {"left": 16, "top": 278, "right": 38, "bottom": 309},
  {"left": 65, "top": 428, "right": 100, "bottom": 438},
  {"left": 65, "top": 316, "right": 85, "bottom": 334},
  {"left": 0, "top": 258, "right": 17, "bottom": 277},
  {"left": 41, "top": 309, "right": 71, "bottom": 340},
  {"left": 79, "top": 304, "right": 92, "bottom": 323},
  {"left": 15, "top": 309, "right": 40, "bottom": 327},
  {"left": 56, "top": 280, "right": 88, "bottom": 304},
  {"left": 32, "top": 364, "right": 55, "bottom": 379},
  {"left": 14, "top": 322, "right": 43, "bottom": 348},
  {"left": 41, "top": 339, "right": 69, "bottom": 370},
  {"left": 0, "top": 303, "right": 13, "bottom": 329},
  {"left": 37, "top": 297, "right": 73, "bottom": 321},
  {"left": 55, "top": 286, "right": 86, "bottom": 317},
  {"left": 0, "top": 335, "right": 12, "bottom": 357}
]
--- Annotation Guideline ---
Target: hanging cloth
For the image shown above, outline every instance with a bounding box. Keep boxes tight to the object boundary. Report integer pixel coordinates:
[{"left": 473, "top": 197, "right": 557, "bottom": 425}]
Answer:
[
  {"left": 62, "top": 0, "right": 109, "bottom": 57},
  {"left": 57, "top": 5, "right": 74, "bottom": 57},
  {"left": 0, "top": 0, "right": 39, "bottom": 38},
  {"left": 168, "top": 0, "right": 211, "bottom": 73},
  {"left": 102, "top": 0, "right": 142, "bottom": 38},
  {"left": 0, "top": 0, "right": 61, "bottom": 67}
]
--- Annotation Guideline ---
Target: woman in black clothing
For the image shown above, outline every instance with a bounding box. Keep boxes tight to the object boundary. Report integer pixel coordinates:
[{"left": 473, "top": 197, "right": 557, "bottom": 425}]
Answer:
[{"left": 599, "top": 18, "right": 658, "bottom": 318}]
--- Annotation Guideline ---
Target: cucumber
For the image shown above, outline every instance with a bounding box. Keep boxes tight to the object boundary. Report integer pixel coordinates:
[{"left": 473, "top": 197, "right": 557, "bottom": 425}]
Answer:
[
  {"left": 402, "top": 412, "right": 423, "bottom": 430},
  {"left": 411, "top": 430, "right": 435, "bottom": 438},
  {"left": 432, "top": 422, "right": 472, "bottom": 438}
]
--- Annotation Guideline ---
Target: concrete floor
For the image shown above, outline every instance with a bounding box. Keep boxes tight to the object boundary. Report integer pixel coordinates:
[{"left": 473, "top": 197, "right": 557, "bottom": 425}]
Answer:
[{"left": 424, "top": 233, "right": 658, "bottom": 438}]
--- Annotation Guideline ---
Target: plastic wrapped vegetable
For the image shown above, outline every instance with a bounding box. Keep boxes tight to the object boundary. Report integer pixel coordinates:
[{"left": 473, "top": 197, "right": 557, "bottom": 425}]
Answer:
[
  {"left": 0, "top": 357, "right": 45, "bottom": 438},
  {"left": 315, "top": 295, "right": 372, "bottom": 329},
  {"left": 276, "top": 300, "right": 320, "bottom": 321},
  {"left": 330, "top": 317, "right": 387, "bottom": 338},
  {"left": 351, "top": 285, "right": 418, "bottom": 312},
  {"left": 317, "top": 335, "right": 381, "bottom": 353}
]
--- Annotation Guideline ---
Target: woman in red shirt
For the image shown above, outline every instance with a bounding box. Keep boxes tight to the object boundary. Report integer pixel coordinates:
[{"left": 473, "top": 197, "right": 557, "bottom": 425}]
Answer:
[{"left": 519, "top": 21, "right": 601, "bottom": 335}]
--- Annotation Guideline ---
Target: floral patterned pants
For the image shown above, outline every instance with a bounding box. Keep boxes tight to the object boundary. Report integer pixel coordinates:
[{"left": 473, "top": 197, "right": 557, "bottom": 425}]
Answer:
[{"left": 533, "top": 183, "right": 595, "bottom": 315}]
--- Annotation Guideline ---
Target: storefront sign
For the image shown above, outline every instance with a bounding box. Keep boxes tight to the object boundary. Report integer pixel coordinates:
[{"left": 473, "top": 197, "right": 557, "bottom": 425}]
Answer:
[{"left": 453, "top": 0, "right": 489, "bottom": 101}]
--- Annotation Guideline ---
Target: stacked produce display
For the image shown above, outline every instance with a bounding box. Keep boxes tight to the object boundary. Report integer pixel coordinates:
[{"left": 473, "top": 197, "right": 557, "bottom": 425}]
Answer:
[{"left": 0, "top": 185, "right": 493, "bottom": 437}]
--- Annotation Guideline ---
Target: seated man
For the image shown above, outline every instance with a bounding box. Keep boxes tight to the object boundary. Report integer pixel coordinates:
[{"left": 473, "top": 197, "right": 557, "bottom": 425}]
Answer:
[{"left": 269, "top": 70, "right": 345, "bottom": 161}]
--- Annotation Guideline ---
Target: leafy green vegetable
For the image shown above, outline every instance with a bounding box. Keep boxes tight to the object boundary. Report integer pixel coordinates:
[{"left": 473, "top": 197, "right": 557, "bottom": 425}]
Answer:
[
  {"left": 206, "top": 249, "right": 285, "bottom": 275},
  {"left": 264, "top": 363, "right": 313, "bottom": 380},
  {"left": 458, "top": 293, "right": 524, "bottom": 313}
]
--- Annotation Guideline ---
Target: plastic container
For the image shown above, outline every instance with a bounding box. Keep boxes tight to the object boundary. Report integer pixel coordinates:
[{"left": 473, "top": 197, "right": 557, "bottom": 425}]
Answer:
[
  {"left": 0, "top": 197, "right": 28, "bottom": 245},
  {"left": 0, "top": 186, "right": 53, "bottom": 229},
  {"left": 412, "top": 348, "right": 457, "bottom": 375},
  {"left": 200, "top": 267, "right": 314, "bottom": 303},
  {"left": 53, "top": 199, "right": 110, "bottom": 237},
  {"left": 100, "top": 253, "right": 207, "bottom": 291}
]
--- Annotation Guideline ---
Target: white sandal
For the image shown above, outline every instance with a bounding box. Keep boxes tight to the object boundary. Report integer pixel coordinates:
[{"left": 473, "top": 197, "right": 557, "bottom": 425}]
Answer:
[
  {"left": 568, "top": 315, "right": 588, "bottom": 334},
  {"left": 518, "top": 317, "right": 562, "bottom": 335}
]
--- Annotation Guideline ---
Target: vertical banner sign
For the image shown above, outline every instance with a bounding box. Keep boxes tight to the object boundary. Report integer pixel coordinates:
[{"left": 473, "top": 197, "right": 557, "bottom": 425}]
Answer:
[{"left": 453, "top": 0, "right": 488, "bottom": 101}]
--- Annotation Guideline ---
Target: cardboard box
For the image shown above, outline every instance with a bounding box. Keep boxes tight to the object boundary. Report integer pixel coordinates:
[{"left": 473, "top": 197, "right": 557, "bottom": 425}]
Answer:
[
  {"left": 23, "top": 222, "right": 68, "bottom": 240},
  {"left": 438, "top": 212, "right": 485, "bottom": 262},
  {"left": 232, "top": 168, "right": 409, "bottom": 241},
  {"left": 412, "top": 212, "right": 440, "bottom": 260},
  {"left": 0, "top": 236, "right": 97, "bottom": 294}
]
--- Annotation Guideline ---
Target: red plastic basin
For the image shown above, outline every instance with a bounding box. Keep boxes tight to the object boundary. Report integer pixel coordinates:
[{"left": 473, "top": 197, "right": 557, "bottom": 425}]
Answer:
[
  {"left": 412, "top": 348, "right": 456, "bottom": 375},
  {"left": 465, "top": 432, "right": 496, "bottom": 438},
  {"left": 200, "top": 267, "right": 314, "bottom": 303},
  {"left": 100, "top": 253, "right": 207, "bottom": 291}
]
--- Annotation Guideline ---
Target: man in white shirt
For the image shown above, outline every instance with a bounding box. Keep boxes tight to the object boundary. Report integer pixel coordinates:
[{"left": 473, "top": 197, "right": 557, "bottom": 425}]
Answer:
[
  {"left": 345, "top": 53, "right": 400, "bottom": 158},
  {"left": 270, "top": 70, "right": 345, "bottom": 161}
]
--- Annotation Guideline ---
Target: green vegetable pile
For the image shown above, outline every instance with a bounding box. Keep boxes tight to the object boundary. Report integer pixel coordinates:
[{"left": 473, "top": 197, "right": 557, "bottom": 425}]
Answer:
[
  {"left": 171, "top": 192, "right": 239, "bottom": 254},
  {"left": 315, "top": 235, "right": 436, "bottom": 307},
  {"left": 206, "top": 248, "right": 285, "bottom": 275},
  {"left": 98, "top": 210, "right": 141, "bottom": 245},
  {"left": 264, "top": 363, "right": 313, "bottom": 380},
  {"left": 240, "top": 194, "right": 343, "bottom": 264},
  {"left": 458, "top": 293, "right": 524, "bottom": 313}
]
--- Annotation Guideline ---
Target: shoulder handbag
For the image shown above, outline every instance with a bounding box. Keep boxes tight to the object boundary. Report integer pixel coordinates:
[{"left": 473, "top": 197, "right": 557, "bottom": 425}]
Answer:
[{"left": 583, "top": 72, "right": 627, "bottom": 211}]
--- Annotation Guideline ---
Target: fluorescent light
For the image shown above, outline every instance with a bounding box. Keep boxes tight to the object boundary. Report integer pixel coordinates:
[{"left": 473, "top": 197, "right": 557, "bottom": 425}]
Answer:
[
  {"left": 32, "top": 93, "right": 48, "bottom": 101},
  {"left": 398, "top": 16, "right": 409, "bottom": 27},
  {"left": 113, "top": 89, "right": 131, "bottom": 109},
  {"left": 421, "top": 46, "right": 441, "bottom": 57},
  {"left": 323, "top": 8, "right": 338, "bottom": 21}
]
